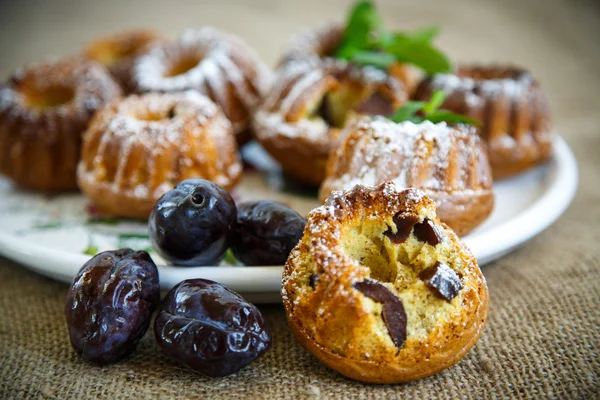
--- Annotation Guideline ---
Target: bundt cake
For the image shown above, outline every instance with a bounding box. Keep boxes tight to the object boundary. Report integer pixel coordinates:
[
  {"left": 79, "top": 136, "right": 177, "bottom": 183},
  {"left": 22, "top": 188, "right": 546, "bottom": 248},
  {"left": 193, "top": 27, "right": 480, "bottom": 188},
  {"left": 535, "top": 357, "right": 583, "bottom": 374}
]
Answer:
[
  {"left": 414, "top": 65, "right": 553, "bottom": 179},
  {"left": 77, "top": 91, "right": 242, "bottom": 219},
  {"left": 319, "top": 118, "right": 494, "bottom": 236},
  {"left": 84, "top": 29, "right": 165, "bottom": 94},
  {"left": 282, "top": 183, "right": 489, "bottom": 383},
  {"left": 253, "top": 60, "right": 407, "bottom": 186},
  {"left": 0, "top": 57, "right": 121, "bottom": 191},
  {"left": 278, "top": 23, "right": 417, "bottom": 93},
  {"left": 133, "top": 27, "right": 272, "bottom": 144}
]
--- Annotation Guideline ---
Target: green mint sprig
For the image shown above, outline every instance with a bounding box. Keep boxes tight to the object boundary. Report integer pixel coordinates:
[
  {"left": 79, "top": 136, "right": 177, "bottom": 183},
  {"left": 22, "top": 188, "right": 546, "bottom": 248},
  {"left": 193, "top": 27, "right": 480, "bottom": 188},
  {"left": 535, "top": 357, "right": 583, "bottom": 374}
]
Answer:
[
  {"left": 389, "top": 90, "right": 480, "bottom": 125},
  {"left": 335, "top": 1, "right": 451, "bottom": 74}
]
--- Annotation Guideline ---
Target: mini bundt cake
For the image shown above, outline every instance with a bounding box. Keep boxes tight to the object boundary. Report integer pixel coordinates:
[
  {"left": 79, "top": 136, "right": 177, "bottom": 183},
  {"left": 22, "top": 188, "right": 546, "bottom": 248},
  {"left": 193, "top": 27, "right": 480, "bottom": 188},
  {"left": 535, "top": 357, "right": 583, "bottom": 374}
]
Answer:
[
  {"left": 282, "top": 183, "right": 489, "bottom": 383},
  {"left": 0, "top": 57, "right": 121, "bottom": 191},
  {"left": 253, "top": 61, "right": 407, "bottom": 186},
  {"left": 133, "top": 27, "right": 272, "bottom": 143},
  {"left": 77, "top": 91, "right": 242, "bottom": 219},
  {"left": 319, "top": 118, "right": 494, "bottom": 236},
  {"left": 414, "top": 65, "right": 553, "bottom": 179},
  {"left": 84, "top": 29, "right": 165, "bottom": 93},
  {"left": 278, "top": 23, "right": 417, "bottom": 93}
]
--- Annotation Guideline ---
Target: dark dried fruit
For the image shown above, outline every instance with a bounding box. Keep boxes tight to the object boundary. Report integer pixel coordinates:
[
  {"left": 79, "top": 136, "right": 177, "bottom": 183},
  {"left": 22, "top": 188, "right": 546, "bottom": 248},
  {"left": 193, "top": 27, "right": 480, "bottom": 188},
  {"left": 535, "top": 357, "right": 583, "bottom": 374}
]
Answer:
[
  {"left": 419, "top": 262, "right": 463, "bottom": 302},
  {"left": 414, "top": 218, "right": 443, "bottom": 246},
  {"left": 384, "top": 214, "right": 419, "bottom": 244},
  {"left": 309, "top": 273, "right": 320, "bottom": 290},
  {"left": 65, "top": 249, "right": 160, "bottom": 364},
  {"left": 149, "top": 179, "right": 237, "bottom": 266},
  {"left": 231, "top": 201, "right": 306, "bottom": 266},
  {"left": 354, "top": 92, "right": 395, "bottom": 116},
  {"left": 353, "top": 279, "right": 407, "bottom": 349},
  {"left": 154, "top": 279, "right": 272, "bottom": 377}
]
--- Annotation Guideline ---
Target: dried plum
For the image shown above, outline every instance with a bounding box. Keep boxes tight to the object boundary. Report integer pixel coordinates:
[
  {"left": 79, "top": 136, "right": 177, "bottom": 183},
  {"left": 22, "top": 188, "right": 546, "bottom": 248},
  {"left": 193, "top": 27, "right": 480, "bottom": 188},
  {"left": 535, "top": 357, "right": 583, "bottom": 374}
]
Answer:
[
  {"left": 384, "top": 214, "right": 419, "bottom": 244},
  {"left": 149, "top": 179, "right": 237, "bottom": 266},
  {"left": 419, "top": 262, "right": 463, "bottom": 301},
  {"left": 231, "top": 201, "right": 305, "bottom": 266},
  {"left": 414, "top": 218, "right": 443, "bottom": 246},
  {"left": 154, "top": 279, "right": 271, "bottom": 377},
  {"left": 64, "top": 249, "right": 160, "bottom": 364},
  {"left": 353, "top": 279, "right": 407, "bottom": 349}
]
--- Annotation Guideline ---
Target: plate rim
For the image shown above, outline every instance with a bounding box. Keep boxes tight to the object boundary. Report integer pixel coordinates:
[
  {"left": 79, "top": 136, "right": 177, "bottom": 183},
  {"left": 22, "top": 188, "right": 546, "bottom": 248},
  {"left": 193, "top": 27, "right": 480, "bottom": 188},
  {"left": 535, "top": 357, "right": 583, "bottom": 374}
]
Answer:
[{"left": 0, "top": 135, "right": 578, "bottom": 298}]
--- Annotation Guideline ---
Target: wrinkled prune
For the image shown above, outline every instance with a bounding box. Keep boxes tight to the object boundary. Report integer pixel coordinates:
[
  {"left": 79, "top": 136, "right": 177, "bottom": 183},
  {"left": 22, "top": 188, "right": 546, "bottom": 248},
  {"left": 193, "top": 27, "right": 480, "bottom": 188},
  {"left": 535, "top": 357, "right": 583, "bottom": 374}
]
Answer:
[
  {"left": 231, "top": 201, "right": 306, "bottom": 266},
  {"left": 419, "top": 262, "right": 463, "bottom": 302},
  {"left": 353, "top": 279, "right": 407, "bottom": 349},
  {"left": 413, "top": 218, "right": 443, "bottom": 246},
  {"left": 149, "top": 179, "right": 237, "bottom": 266},
  {"left": 384, "top": 214, "right": 419, "bottom": 244},
  {"left": 65, "top": 249, "right": 160, "bottom": 364},
  {"left": 154, "top": 279, "right": 272, "bottom": 377}
]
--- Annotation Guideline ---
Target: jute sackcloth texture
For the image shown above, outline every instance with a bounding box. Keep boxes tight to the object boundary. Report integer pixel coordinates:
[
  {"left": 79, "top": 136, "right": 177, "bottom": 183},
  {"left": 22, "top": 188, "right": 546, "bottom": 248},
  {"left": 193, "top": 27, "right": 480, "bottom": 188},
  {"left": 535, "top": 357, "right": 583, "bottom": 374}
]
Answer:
[{"left": 0, "top": 0, "right": 599, "bottom": 398}]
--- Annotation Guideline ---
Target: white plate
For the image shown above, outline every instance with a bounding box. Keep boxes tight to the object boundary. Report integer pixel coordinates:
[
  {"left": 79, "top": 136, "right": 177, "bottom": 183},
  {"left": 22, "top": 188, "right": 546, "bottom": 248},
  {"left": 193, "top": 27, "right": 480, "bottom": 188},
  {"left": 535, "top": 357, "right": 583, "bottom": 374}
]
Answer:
[{"left": 0, "top": 136, "right": 578, "bottom": 303}]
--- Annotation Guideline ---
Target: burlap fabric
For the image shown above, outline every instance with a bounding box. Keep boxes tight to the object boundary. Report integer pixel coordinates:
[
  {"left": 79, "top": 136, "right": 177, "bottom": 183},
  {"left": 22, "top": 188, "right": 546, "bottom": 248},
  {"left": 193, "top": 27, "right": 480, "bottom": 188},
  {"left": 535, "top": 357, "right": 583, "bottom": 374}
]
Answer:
[{"left": 1, "top": 0, "right": 599, "bottom": 398}]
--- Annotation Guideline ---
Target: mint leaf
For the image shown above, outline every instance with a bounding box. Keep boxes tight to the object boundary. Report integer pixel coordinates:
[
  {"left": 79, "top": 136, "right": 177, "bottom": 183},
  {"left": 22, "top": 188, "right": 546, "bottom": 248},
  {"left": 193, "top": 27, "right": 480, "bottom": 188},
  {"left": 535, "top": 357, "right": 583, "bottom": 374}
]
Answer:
[
  {"left": 337, "top": 1, "right": 382, "bottom": 59},
  {"left": 407, "top": 26, "right": 440, "bottom": 43},
  {"left": 351, "top": 51, "right": 396, "bottom": 69},
  {"left": 422, "top": 90, "right": 446, "bottom": 115},
  {"left": 384, "top": 38, "right": 451, "bottom": 74},
  {"left": 389, "top": 101, "right": 426, "bottom": 123},
  {"left": 424, "top": 110, "right": 481, "bottom": 125}
]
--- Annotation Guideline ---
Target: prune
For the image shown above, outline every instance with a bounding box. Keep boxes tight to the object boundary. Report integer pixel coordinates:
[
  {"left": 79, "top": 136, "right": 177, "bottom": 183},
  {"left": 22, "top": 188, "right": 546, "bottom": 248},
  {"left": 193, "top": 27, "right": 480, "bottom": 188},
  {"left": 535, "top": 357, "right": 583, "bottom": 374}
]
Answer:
[
  {"left": 384, "top": 214, "right": 419, "bottom": 244},
  {"left": 64, "top": 249, "right": 160, "bottom": 364},
  {"left": 231, "top": 201, "right": 306, "bottom": 266},
  {"left": 419, "top": 262, "right": 463, "bottom": 302},
  {"left": 353, "top": 279, "right": 407, "bottom": 349},
  {"left": 154, "top": 279, "right": 272, "bottom": 377},
  {"left": 413, "top": 218, "right": 443, "bottom": 246},
  {"left": 149, "top": 179, "right": 237, "bottom": 266}
]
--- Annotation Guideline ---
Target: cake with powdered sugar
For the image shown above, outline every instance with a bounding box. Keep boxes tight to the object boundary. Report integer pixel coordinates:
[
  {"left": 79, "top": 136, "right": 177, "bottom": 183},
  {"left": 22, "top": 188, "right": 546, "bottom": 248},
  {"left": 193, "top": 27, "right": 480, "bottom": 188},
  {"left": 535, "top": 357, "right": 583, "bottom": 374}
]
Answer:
[
  {"left": 253, "top": 59, "right": 407, "bottom": 186},
  {"left": 133, "top": 27, "right": 272, "bottom": 144},
  {"left": 413, "top": 65, "right": 553, "bottom": 179},
  {"left": 77, "top": 91, "right": 242, "bottom": 220},
  {"left": 319, "top": 118, "right": 494, "bottom": 236}
]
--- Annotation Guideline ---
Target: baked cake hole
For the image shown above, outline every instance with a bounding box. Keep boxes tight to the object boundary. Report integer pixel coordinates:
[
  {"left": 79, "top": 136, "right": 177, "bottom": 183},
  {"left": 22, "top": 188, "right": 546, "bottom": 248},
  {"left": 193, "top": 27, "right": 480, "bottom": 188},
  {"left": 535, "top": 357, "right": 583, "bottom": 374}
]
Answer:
[
  {"left": 341, "top": 221, "right": 397, "bottom": 283},
  {"left": 133, "top": 106, "right": 177, "bottom": 122},
  {"left": 165, "top": 54, "right": 203, "bottom": 77},
  {"left": 310, "top": 85, "right": 394, "bottom": 129},
  {"left": 23, "top": 85, "right": 75, "bottom": 110}
]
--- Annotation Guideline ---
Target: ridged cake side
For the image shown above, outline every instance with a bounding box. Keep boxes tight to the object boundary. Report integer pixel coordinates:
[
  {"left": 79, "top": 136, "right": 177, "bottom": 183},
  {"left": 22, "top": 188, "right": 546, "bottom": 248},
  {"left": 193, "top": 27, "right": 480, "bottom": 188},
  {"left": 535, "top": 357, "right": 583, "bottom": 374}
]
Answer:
[
  {"left": 77, "top": 92, "right": 242, "bottom": 219},
  {"left": 320, "top": 118, "right": 494, "bottom": 235},
  {"left": 414, "top": 65, "right": 553, "bottom": 179}
]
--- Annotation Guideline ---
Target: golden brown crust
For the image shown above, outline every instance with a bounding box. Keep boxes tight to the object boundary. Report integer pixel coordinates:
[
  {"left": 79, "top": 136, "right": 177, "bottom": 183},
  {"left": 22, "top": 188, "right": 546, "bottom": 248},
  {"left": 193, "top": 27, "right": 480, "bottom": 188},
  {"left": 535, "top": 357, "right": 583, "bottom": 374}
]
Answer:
[
  {"left": 254, "top": 62, "right": 407, "bottom": 186},
  {"left": 0, "top": 57, "right": 122, "bottom": 191},
  {"left": 84, "top": 29, "right": 166, "bottom": 94},
  {"left": 414, "top": 65, "right": 553, "bottom": 179},
  {"left": 133, "top": 27, "right": 272, "bottom": 143},
  {"left": 319, "top": 118, "right": 494, "bottom": 236},
  {"left": 282, "top": 183, "right": 489, "bottom": 383},
  {"left": 77, "top": 92, "right": 242, "bottom": 219}
]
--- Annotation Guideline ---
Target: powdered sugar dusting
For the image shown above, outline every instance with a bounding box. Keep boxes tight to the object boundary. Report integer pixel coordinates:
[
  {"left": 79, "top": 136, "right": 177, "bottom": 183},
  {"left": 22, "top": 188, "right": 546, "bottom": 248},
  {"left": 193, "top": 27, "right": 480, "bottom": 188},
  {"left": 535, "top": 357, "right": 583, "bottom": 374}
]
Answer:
[
  {"left": 134, "top": 27, "right": 271, "bottom": 132},
  {"left": 321, "top": 118, "right": 489, "bottom": 200}
]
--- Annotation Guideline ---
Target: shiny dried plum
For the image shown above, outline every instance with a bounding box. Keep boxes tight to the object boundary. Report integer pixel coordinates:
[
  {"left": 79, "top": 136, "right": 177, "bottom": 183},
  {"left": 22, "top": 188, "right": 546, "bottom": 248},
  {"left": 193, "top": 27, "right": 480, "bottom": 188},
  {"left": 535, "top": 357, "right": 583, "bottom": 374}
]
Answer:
[
  {"left": 149, "top": 179, "right": 237, "bottom": 266},
  {"left": 413, "top": 218, "right": 443, "bottom": 246},
  {"left": 64, "top": 249, "right": 160, "bottom": 364},
  {"left": 384, "top": 214, "right": 419, "bottom": 244},
  {"left": 154, "top": 279, "right": 272, "bottom": 377},
  {"left": 353, "top": 279, "right": 407, "bottom": 349},
  {"left": 231, "top": 201, "right": 306, "bottom": 266},
  {"left": 419, "top": 262, "right": 463, "bottom": 301}
]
